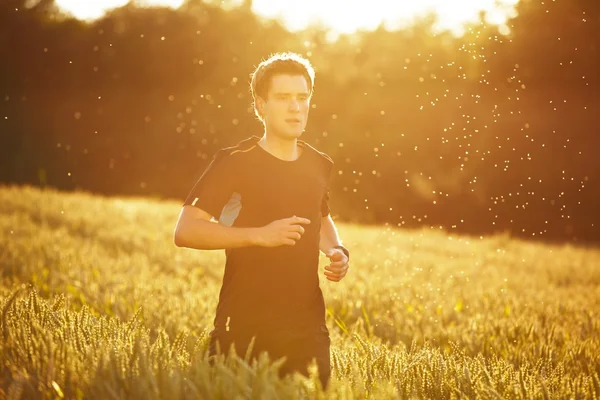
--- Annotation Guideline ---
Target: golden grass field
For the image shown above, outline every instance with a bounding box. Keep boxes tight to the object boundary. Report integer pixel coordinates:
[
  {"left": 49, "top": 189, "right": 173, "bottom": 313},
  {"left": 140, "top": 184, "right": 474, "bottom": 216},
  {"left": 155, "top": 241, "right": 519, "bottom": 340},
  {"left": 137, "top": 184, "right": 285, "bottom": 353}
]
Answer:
[{"left": 1, "top": 184, "right": 599, "bottom": 399}]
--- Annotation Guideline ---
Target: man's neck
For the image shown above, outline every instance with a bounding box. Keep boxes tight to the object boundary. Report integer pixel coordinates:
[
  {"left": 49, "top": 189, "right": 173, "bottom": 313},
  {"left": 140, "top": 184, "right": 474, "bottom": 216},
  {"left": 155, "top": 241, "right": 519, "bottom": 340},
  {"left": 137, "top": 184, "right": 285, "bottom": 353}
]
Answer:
[{"left": 258, "top": 133, "right": 302, "bottom": 161}]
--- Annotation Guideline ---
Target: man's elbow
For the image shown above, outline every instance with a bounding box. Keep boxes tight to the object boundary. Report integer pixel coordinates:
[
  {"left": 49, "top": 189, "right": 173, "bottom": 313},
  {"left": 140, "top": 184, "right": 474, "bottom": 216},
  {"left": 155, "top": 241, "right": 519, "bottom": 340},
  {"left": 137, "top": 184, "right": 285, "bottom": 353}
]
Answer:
[
  {"left": 173, "top": 224, "right": 189, "bottom": 248},
  {"left": 173, "top": 231, "right": 183, "bottom": 248},
  {"left": 174, "top": 221, "right": 213, "bottom": 250}
]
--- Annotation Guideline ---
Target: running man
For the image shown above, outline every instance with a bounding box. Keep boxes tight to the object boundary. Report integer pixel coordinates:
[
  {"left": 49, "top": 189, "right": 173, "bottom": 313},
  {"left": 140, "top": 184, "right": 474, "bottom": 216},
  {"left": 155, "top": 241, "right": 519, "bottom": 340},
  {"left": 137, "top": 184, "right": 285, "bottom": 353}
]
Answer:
[{"left": 174, "top": 52, "right": 350, "bottom": 389}]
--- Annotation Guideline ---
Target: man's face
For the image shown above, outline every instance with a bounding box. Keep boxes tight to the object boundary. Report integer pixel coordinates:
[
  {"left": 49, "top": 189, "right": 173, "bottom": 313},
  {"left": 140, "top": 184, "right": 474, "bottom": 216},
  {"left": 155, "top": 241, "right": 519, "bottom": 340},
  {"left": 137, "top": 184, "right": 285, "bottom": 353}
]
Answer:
[{"left": 259, "top": 74, "right": 311, "bottom": 139}]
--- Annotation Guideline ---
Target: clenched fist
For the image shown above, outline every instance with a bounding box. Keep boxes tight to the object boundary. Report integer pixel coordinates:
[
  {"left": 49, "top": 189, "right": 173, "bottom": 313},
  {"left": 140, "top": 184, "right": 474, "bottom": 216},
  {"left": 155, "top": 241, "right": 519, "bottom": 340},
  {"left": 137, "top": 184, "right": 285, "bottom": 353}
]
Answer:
[{"left": 253, "top": 215, "right": 311, "bottom": 247}]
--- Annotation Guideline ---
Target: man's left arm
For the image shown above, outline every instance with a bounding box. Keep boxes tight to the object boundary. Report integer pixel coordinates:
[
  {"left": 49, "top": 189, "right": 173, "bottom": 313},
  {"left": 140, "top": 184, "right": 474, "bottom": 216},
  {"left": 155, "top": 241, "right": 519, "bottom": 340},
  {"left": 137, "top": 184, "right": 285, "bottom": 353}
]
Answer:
[{"left": 319, "top": 215, "right": 350, "bottom": 282}]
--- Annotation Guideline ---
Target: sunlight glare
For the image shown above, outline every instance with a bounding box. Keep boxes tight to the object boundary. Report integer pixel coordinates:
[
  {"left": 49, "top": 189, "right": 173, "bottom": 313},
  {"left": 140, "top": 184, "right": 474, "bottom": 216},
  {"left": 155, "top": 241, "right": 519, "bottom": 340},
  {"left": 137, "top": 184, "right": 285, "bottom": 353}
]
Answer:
[
  {"left": 54, "top": 0, "right": 185, "bottom": 21},
  {"left": 53, "top": 0, "right": 519, "bottom": 37},
  {"left": 252, "top": 0, "right": 520, "bottom": 37}
]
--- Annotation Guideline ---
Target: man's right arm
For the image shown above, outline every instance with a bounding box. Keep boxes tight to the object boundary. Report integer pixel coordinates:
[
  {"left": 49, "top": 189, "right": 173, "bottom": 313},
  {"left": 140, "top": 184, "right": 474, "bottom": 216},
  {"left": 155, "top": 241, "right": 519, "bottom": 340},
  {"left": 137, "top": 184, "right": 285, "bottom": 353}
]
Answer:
[
  {"left": 174, "top": 206, "right": 311, "bottom": 250},
  {"left": 173, "top": 205, "right": 258, "bottom": 250}
]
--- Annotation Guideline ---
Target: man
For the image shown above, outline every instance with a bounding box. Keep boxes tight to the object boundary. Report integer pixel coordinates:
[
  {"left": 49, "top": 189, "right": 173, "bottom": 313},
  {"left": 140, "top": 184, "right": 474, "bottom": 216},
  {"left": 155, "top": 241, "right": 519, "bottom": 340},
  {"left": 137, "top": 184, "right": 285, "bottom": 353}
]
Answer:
[{"left": 173, "top": 52, "right": 350, "bottom": 389}]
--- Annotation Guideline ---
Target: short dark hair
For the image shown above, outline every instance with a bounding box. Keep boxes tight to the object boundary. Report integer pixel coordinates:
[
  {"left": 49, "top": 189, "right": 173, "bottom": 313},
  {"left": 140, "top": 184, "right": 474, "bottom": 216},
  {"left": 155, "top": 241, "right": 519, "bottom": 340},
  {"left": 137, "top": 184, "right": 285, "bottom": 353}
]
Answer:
[{"left": 250, "top": 52, "right": 315, "bottom": 122}]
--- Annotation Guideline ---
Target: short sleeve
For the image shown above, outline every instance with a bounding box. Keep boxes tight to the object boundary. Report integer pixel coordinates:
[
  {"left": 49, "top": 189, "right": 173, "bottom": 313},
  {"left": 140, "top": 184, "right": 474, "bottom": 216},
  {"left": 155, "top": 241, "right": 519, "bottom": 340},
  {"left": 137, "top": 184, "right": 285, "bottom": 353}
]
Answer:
[
  {"left": 183, "top": 150, "right": 235, "bottom": 219},
  {"left": 321, "top": 155, "right": 334, "bottom": 217}
]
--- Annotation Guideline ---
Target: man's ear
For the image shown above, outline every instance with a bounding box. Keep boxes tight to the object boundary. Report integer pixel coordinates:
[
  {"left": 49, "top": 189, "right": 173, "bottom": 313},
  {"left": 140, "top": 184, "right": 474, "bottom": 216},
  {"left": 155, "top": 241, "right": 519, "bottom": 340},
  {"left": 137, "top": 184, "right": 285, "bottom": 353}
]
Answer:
[{"left": 256, "top": 96, "right": 265, "bottom": 118}]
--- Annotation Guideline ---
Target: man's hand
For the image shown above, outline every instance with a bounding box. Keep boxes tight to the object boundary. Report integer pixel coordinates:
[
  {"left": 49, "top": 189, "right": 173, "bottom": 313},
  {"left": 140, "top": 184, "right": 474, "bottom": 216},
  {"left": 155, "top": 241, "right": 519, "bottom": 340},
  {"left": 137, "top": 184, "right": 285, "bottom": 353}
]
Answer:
[
  {"left": 253, "top": 216, "right": 311, "bottom": 247},
  {"left": 324, "top": 248, "right": 349, "bottom": 282}
]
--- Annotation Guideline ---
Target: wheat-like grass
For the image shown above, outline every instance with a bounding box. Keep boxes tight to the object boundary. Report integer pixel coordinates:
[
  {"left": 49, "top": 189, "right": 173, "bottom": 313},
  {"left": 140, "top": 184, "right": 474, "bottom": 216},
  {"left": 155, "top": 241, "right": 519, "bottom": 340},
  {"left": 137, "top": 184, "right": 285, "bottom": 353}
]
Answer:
[{"left": 1, "top": 184, "right": 599, "bottom": 399}]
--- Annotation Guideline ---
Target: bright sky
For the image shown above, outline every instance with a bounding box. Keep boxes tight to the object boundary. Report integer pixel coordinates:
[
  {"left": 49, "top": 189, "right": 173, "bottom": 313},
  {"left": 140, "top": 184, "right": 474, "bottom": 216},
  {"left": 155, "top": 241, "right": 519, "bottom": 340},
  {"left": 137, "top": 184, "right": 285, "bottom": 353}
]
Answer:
[{"left": 54, "top": 0, "right": 520, "bottom": 37}]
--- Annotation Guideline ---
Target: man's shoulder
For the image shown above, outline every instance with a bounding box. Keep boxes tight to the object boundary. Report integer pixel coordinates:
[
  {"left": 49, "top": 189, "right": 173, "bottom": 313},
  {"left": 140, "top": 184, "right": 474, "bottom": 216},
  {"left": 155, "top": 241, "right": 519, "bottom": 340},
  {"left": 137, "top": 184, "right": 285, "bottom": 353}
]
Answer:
[
  {"left": 299, "top": 140, "right": 334, "bottom": 167},
  {"left": 213, "top": 136, "right": 259, "bottom": 159}
]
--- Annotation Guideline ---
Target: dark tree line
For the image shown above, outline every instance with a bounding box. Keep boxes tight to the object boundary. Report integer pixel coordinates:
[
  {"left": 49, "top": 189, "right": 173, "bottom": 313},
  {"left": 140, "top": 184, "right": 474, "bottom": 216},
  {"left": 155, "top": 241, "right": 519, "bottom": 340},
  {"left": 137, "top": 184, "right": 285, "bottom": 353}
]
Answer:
[{"left": 1, "top": 0, "right": 598, "bottom": 244}]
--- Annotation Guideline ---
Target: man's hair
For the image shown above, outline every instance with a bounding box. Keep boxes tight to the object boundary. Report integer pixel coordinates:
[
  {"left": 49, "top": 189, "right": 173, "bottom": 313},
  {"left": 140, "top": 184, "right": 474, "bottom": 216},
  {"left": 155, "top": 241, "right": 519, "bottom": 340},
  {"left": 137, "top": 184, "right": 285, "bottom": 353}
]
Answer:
[{"left": 250, "top": 52, "right": 315, "bottom": 122}]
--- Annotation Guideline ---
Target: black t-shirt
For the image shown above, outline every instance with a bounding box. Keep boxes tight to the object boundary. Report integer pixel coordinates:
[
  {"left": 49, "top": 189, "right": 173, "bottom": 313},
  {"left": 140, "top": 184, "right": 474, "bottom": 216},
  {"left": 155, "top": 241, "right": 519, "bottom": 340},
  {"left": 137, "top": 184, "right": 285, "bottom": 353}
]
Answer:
[{"left": 182, "top": 135, "right": 334, "bottom": 339}]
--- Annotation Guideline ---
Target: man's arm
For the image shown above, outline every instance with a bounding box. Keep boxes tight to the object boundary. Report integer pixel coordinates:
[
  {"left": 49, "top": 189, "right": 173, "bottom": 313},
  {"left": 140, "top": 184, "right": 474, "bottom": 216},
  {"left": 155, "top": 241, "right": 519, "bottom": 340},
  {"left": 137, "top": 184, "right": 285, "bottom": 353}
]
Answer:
[
  {"left": 174, "top": 205, "right": 258, "bottom": 250},
  {"left": 319, "top": 214, "right": 343, "bottom": 254},
  {"left": 174, "top": 205, "right": 311, "bottom": 250},
  {"left": 319, "top": 214, "right": 350, "bottom": 282}
]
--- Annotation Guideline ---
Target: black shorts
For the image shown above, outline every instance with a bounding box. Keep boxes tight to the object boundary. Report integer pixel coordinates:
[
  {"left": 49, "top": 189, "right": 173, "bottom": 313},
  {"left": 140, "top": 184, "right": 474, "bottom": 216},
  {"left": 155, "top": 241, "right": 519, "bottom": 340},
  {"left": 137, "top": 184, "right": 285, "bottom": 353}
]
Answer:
[{"left": 208, "top": 324, "right": 331, "bottom": 389}]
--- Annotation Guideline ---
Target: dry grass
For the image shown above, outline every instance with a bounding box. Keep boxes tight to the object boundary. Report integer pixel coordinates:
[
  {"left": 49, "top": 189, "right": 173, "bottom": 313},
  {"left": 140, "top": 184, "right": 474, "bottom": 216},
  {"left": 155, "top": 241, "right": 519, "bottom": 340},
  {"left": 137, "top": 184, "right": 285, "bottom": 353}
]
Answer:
[{"left": 1, "top": 184, "right": 599, "bottom": 399}]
